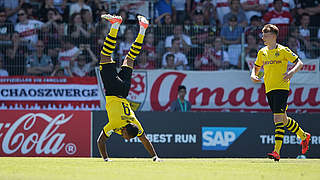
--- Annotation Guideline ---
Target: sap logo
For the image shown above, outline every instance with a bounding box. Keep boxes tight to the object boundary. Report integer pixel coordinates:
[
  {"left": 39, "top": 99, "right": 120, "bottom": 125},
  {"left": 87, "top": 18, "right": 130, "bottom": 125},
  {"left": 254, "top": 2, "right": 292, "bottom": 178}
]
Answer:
[{"left": 202, "top": 127, "right": 246, "bottom": 151}]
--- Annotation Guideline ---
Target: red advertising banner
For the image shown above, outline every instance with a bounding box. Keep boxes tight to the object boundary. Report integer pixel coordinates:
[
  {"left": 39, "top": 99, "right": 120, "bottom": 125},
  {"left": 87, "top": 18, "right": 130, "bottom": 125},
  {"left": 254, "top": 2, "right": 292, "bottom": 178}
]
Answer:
[
  {"left": 0, "top": 110, "right": 91, "bottom": 157},
  {"left": 125, "top": 70, "right": 320, "bottom": 112},
  {"left": 0, "top": 76, "right": 100, "bottom": 110}
]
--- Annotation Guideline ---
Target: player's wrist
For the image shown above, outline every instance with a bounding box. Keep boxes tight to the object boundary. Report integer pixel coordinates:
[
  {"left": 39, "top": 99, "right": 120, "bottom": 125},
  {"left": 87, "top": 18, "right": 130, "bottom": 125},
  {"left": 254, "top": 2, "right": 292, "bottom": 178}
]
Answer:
[
  {"left": 152, "top": 156, "right": 160, "bottom": 162},
  {"left": 104, "top": 157, "right": 111, "bottom": 162}
]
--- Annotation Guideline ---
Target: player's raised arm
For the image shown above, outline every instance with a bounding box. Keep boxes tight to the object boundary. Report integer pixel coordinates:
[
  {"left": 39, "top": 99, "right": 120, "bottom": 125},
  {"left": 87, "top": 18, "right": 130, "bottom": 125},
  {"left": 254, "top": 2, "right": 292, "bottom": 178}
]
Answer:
[{"left": 138, "top": 133, "right": 161, "bottom": 162}]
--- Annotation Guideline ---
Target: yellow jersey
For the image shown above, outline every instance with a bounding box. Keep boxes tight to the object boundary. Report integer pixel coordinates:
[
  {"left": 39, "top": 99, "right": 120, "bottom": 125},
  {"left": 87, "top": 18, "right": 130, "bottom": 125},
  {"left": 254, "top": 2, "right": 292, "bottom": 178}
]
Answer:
[
  {"left": 255, "top": 44, "right": 298, "bottom": 93},
  {"left": 103, "top": 96, "right": 144, "bottom": 137}
]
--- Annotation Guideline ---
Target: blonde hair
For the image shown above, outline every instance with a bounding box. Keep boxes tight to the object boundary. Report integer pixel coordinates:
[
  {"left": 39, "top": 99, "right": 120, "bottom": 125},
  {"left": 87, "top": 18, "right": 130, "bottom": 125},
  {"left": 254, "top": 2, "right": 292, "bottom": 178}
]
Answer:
[{"left": 262, "top": 24, "right": 279, "bottom": 36}]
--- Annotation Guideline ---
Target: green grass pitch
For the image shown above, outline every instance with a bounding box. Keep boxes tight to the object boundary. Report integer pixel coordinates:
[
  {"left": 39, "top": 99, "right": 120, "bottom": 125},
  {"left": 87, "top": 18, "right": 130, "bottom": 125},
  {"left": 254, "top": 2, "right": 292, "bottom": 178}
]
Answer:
[{"left": 0, "top": 157, "right": 319, "bottom": 180}]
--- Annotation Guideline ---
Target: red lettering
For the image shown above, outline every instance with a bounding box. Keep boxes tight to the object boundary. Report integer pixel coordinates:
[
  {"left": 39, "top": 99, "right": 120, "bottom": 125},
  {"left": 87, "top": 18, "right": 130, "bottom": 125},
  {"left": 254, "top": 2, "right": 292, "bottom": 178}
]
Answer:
[
  {"left": 308, "top": 88, "right": 320, "bottom": 106},
  {"left": 258, "top": 84, "right": 269, "bottom": 106},
  {"left": 150, "top": 72, "right": 186, "bottom": 111},
  {"left": 229, "top": 87, "right": 246, "bottom": 106},
  {"left": 293, "top": 88, "right": 308, "bottom": 106}
]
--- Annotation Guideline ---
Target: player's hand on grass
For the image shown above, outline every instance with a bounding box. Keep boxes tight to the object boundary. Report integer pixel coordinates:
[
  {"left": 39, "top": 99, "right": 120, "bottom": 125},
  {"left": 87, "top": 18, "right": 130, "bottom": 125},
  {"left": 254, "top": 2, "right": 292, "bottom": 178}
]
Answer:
[
  {"left": 250, "top": 75, "right": 261, "bottom": 83},
  {"left": 152, "top": 156, "right": 162, "bottom": 162},
  {"left": 283, "top": 71, "right": 294, "bottom": 82},
  {"left": 104, "top": 158, "right": 112, "bottom": 162}
]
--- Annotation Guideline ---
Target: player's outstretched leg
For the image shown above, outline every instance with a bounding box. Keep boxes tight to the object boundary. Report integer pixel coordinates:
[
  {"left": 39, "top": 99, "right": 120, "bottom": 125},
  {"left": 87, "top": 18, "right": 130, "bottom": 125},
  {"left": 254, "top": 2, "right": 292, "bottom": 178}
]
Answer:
[
  {"left": 285, "top": 117, "right": 311, "bottom": 154},
  {"left": 100, "top": 14, "right": 122, "bottom": 59},
  {"left": 125, "top": 15, "right": 149, "bottom": 63},
  {"left": 267, "top": 121, "right": 284, "bottom": 161}
]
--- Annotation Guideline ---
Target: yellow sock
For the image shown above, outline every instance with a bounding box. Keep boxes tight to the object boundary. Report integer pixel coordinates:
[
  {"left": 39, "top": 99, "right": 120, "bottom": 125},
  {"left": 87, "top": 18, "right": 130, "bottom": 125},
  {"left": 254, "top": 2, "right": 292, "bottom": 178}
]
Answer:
[
  {"left": 100, "top": 30, "right": 118, "bottom": 57},
  {"left": 286, "top": 117, "right": 307, "bottom": 140},
  {"left": 109, "top": 27, "right": 118, "bottom": 38},
  {"left": 135, "top": 33, "right": 145, "bottom": 44},
  {"left": 274, "top": 122, "right": 285, "bottom": 154},
  {"left": 127, "top": 33, "right": 144, "bottom": 60}
]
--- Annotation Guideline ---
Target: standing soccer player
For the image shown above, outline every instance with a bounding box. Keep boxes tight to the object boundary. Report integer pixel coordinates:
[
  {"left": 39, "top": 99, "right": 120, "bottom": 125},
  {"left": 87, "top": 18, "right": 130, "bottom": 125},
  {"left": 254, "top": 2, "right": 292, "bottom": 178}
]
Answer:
[
  {"left": 250, "top": 24, "right": 311, "bottom": 161},
  {"left": 96, "top": 14, "right": 160, "bottom": 162}
]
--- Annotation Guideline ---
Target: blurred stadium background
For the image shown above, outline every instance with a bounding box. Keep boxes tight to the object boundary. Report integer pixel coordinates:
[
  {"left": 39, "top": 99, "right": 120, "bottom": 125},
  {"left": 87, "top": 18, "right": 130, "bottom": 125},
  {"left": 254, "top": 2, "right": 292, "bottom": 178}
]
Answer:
[{"left": 0, "top": 1, "right": 319, "bottom": 177}]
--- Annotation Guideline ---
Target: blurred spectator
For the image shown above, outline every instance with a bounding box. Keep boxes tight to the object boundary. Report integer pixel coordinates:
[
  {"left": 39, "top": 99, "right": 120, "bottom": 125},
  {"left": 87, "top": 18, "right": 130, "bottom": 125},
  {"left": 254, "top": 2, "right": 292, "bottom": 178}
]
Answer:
[
  {"left": 92, "top": 0, "right": 109, "bottom": 14},
  {"left": 71, "top": 44, "right": 98, "bottom": 77},
  {"left": 221, "top": 15, "right": 243, "bottom": 45},
  {"left": 25, "top": 40, "right": 53, "bottom": 76},
  {"left": 266, "top": 0, "right": 295, "bottom": 12},
  {"left": 287, "top": 35, "right": 306, "bottom": 59},
  {"left": 0, "top": 8, "right": 14, "bottom": 50},
  {"left": 289, "top": 26, "right": 310, "bottom": 57},
  {"left": 240, "top": 34, "right": 260, "bottom": 68},
  {"left": 69, "top": 0, "right": 92, "bottom": 17},
  {"left": 165, "top": 25, "right": 192, "bottom": 54},
  {"left": 94, "top": 9, "right": 109, "bottom": 56},
  {"left": 52, "top": 0, "right": 67, "bottom": 15},
  {"left": 4, "top": 43, "right": 25, "bottom": 75},
  {"left": 51, "top": 65, "right": 67, "bottom": 76},
  {"left": 172, "top": 0, "right": 188, "bottom": 24},
  {"left": 244, "top": 15, "right": 263, "bottom": 44},
  {"left": 22, "top": 2, "right": 36, "bottom": 20},
  {"left": 39, "top": 0, "right": 63, "bottom": 21},
  {"left": 143, "top": 32, "right": 157, "bottom": 64},
  {"left": 57, "top": 36, "right": 80, "bottom": 75},
  {"left": 118, "top": 27, "right": 135, "bottom": 62},
  {"left": 67, "top": 12, "right": 90, "bottom": 46},
  {"left": 117, "top": 9, "right": 129, "bottom": 39},
  {"left": 154, "top": 13, "right": 173, "bottom": 53},
  {"left": 154, "top": 0, "right": 172, "bottom": 25},
  {"left": 240, "top": 0, "right": 267, "bottom": 21},
  {"left": 223, "top": 0, "right": 248, "bottom": 27},
  {"left": 40, "top": 8, "right": 63, "bottom": 45},
  {"left": 162, "top": 37, "right": 188, "bottom": 70},
  {"left": 298, "top": 13, "right": 311, "bottom": 41},
  {"left": 212, "top": 0, "right": 231, "bottom": 25},
  {"left": 135, "top": 50, "right": 155, "bottom": 70},
  {"left": 202, "top": 0, "right": 218, "bottom": 26},
  {"left": 15, "top": 8, "right": 44, "bottom": 51},
  {"left": 244, "top": 33, "right": 260, "bottom": 56},
  {"left": 162, "top": 53, "right": 175, "bottom": 69},
  {"left": 244, "top": 48, "right": 258, "bottom": 70},
  {"left": 170, "top": 85, "right": 192, "bottom": 112},
  {"left": 190, "top": 9, "right": 215, "bottom": 45},
  {"left": 194, "top": 40, "right": 224, "bottom": 71},
  {"left": 4, "top": 0, "right": 25, "bottom": 24},
  {"left": 296, "top": 0, "right": 320, "bottom": 30},
  {"left": 80, "top": 9, "right": 95, "bottom": 34},
  {"left": 0, "top": 55, "right": 8, "bottom": 76},
  {"left": 45, "top": 20, "right": 66, "bottom": 63},
  {"left": 221, "top": 15, "right": 243, "bottom": 69},
  {"left": 297, "top": 13, "right": 317, "bottom": 58},
  {"left": 263, "top": 0, "right": 293, "bottom": 43}
]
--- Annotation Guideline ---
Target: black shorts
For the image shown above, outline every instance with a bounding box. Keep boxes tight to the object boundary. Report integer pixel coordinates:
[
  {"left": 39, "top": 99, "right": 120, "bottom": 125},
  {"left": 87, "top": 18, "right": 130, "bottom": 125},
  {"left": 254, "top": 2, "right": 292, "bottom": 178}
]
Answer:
[
  {"left": 266, "top": 90, "right": 289, "bottom": 114},
  {"left": 100, "top": 63, "right": 132, "bottom": 98}
]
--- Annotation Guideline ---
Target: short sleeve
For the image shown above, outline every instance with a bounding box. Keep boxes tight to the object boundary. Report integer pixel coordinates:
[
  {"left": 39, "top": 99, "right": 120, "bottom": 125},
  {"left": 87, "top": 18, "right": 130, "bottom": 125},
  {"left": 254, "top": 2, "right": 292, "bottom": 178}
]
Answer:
[
  {"left": 132, "top": 119, "right": 144, "bottom": 137},
  {"left": 254, "top": 50, "right": 263, "bottom": 67},
  {"left": 283, "top": 47, "right": 298, "bottom": 63},
  {"left": 103, "top": 123, "right": 114, "bottom": 138}
]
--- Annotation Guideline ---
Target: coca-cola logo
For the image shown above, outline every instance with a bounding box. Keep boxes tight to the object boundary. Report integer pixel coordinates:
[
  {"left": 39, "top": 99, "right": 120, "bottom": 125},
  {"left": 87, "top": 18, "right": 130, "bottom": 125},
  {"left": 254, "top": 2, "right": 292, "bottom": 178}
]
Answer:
[
  {"left": 150, "top": 72, "right": 320, "bottom": 111},
  {"left": 0, "top": 113, "right": 76, "bottom": 155}
]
